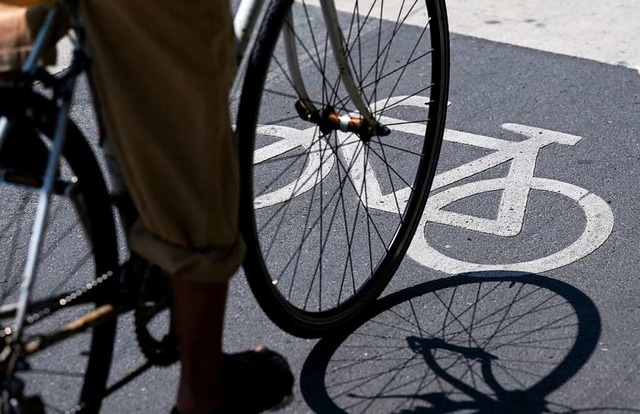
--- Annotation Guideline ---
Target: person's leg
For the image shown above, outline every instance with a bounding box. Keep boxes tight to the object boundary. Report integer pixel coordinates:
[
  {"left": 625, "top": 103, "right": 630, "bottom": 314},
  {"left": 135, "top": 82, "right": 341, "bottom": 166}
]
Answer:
[
  {"left": 83, "top": 2, "right": 240, "bottom": 411},
  {"left": 1, "top": 1, "right": 290, "bottom": 412},
  {"left": 81, "top": 1, "right": 291, "bottom": 413},
  {"left": 171, "top": 278, "right": 227, "bottom": 414}
]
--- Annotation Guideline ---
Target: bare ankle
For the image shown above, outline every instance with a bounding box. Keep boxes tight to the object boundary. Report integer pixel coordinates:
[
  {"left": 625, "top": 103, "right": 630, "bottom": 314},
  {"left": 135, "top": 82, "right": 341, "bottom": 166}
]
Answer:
[{"left": 175, "top": 389, "right": 222, "bottom": 414}]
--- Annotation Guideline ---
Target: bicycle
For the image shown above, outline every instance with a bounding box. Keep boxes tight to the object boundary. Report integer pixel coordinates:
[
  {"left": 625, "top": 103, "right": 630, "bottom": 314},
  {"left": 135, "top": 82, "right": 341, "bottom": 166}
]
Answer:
[{"left": 0, "top": 0, "right": 449, "bottom": 411}]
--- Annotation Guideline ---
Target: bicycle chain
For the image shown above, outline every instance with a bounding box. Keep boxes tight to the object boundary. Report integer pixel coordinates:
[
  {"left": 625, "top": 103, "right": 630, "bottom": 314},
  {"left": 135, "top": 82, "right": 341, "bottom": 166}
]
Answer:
[
  {"left": 0, "top": 270, "right": 116, "bottom": 342},
  {"left": 0, "top": 271, "right": 117, "bottom": 414},
  {"left": 0, "top": 259, "right": 178, "bottom": 378}
]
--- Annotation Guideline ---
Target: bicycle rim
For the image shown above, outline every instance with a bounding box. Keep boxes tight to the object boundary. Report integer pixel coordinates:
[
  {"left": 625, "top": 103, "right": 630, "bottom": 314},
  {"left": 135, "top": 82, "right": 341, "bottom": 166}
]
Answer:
[
  {"left": 238, "top": 0, "right": 449, "bottom": 337},
  {"left": 0, "top": 91, "right": 118, "bottom": 413}
]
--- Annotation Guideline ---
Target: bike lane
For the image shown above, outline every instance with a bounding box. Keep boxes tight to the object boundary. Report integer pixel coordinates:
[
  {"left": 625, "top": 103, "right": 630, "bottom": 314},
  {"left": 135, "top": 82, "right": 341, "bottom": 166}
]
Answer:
[
  {"left": 95, "top": 7, "right": 640, "bottom": 414},
  {"left": 244, "top": 29, "right": 640, "bottom": 414}
]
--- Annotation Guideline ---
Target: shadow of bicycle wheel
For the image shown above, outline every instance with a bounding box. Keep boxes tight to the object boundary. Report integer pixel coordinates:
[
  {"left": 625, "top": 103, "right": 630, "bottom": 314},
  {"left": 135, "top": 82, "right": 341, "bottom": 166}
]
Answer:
[{"left": 301, "top": 271, "right": 635, "bottom": 413}]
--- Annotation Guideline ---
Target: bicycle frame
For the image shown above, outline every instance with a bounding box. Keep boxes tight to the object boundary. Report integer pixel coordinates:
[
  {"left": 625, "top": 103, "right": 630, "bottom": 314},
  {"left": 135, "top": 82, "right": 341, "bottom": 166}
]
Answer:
[
  {"left": 1, "top": 1, "right": 81, "bottom": 378},
  {"left": 1, "top": 0, "right": 123, "bottom": 394}
]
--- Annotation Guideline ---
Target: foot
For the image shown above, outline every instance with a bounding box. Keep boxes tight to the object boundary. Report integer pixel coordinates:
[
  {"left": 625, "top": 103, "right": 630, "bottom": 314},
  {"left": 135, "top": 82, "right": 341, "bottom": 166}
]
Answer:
[{"left": 173, "top": 347, "right": 294, "bottom": 414}]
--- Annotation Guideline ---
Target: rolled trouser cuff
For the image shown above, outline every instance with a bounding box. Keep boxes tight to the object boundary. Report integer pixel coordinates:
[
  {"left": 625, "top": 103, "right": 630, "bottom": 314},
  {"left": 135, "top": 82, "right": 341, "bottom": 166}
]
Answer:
[{"left": 130, "top": 222, "right": 245, "bottom": 283}]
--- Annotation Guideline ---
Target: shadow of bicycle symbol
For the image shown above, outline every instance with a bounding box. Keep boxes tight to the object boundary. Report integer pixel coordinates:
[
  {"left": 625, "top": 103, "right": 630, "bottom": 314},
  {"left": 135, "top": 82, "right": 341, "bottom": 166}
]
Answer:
[{"left": 301, "top": 272, "right": 638, "bottom": 413}]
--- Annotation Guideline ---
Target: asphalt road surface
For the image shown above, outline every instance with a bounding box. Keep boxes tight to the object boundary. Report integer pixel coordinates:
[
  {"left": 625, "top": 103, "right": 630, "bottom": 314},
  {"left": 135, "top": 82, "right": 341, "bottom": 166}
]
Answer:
[{"left": 4, "top": 0, "right": 640, "bottom": 413}]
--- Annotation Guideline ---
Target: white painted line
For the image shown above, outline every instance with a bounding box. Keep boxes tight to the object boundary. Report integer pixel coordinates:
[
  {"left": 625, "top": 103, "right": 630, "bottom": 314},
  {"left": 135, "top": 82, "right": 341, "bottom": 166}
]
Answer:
[
  {"left": 253, "top": 124, "right": 335, "bottom": 208},
  {"left": 252, "top": 95, "right": 615, "bottom": 274},
  {"left": 305, "top": 0, "right": 640, "bottom": 70},
  {"left": 407, "top": 122, "right": 614, "bottom": 274},
  {"left": 447, "top": 0, "right": 639, "bottom": 70},
  {"left": 50, "top": 1, "right": 640, "bottom": 75},
  {"left": 408, "top": 177, "right": 614, "bottom": 274}
]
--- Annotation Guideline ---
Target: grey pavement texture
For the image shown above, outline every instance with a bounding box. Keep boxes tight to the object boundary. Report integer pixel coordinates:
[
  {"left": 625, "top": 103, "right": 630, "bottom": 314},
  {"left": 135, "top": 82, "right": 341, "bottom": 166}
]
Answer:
[
  {"left": 105, "top": 32, "right": 640, "bottom": 412},
  {"left": 3, "top": 4, "right": 640, "bottom": 413}
]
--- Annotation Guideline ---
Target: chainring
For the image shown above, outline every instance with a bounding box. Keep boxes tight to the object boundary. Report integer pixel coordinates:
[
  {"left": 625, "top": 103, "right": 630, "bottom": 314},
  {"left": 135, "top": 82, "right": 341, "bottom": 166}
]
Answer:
[{"left": 132, "top": 258, "right": 179, "bottom": 366}]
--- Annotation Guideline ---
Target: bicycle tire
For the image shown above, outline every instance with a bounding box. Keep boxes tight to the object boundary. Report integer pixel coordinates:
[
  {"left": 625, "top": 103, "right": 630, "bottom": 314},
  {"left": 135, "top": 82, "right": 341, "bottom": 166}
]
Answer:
[
  {"left": 0, "top": 89, "right": 118, "bottom": 413},
  {"left": 237, "top": 0, "right": 450, "bottom": 337}
]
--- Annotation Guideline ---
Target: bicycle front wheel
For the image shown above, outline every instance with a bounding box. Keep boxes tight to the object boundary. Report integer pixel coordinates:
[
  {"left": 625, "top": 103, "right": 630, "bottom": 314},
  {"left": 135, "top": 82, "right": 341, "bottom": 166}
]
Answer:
[{"left": 238, "top": 0, "right": 449, "bottom": 337}]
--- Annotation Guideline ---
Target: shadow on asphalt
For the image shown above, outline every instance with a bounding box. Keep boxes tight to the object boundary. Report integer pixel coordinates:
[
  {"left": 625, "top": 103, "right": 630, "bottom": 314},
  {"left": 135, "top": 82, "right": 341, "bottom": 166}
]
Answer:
[{"left": 300, "top": 271, "right": 638, "bottom": 413}]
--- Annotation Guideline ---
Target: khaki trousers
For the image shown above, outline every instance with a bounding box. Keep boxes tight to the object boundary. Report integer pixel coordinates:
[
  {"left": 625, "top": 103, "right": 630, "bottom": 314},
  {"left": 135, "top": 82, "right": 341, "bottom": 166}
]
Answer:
[{"left": 1, "top": 0, "right": 245, "bottom": 283}]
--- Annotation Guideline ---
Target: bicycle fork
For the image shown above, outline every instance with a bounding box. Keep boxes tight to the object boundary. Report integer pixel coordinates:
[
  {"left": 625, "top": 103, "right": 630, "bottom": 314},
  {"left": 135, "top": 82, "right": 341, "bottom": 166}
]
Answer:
[{"left": 283, "top": 1, "right": 391, "bottom": 141}]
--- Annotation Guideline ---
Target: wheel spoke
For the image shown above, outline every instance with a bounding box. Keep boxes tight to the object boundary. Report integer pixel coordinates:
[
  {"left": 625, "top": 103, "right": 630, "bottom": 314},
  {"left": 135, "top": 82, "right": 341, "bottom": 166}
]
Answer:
[{"left": 240, "top": 0, "right": 449, "bottom": 335}]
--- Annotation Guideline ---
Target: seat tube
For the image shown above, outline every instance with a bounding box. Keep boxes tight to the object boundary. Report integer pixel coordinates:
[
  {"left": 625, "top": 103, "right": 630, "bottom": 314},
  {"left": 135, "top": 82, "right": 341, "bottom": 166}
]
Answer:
[{"left": 319, "top": 0, "right": 377, "bottom": 126}]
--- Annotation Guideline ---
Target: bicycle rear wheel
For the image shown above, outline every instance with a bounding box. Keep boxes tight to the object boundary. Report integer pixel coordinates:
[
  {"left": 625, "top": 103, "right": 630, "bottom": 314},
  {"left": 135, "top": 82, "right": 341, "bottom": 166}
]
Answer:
[
  {"left": 0, "top": 90, "right": 119, "bottom": 413},
  {"left": 237, "top": 0, "right": 449, "bottom": 337}
]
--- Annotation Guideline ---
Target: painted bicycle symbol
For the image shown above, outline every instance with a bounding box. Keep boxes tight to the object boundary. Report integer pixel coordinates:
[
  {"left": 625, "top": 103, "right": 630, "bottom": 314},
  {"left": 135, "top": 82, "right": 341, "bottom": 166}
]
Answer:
[
  {"left": 408, "top": 124, "right": 614, "bottom": 274},
  {"left": 252, "top": 97, "right": 614, "bottom": 274}
]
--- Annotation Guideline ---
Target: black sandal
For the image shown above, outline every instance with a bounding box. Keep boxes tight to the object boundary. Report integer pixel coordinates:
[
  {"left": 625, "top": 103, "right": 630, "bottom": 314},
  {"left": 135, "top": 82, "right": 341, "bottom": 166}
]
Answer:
[{"left": 172, "top": 347, "right": 294, "bottom": 414}]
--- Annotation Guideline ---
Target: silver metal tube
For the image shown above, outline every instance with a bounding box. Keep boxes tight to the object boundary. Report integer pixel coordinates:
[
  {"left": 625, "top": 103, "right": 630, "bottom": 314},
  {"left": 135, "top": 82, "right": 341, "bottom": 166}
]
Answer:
[
  {"left": 319, "top": 0, "right": 377, "bottom": 126},
  {"left": 0, "top": 117, "right": 9, "bottom": 153},
  {"left": 283, "top": 11, "right": 317, "bottom": 114},
  {"left": 234, "top": 0, "right": 265, "bottom": 63},
  {"left": 22, "top": 6, "right": 60, "bottom": 74},
  {"left": 7, "top": 84, "right": 74, "bottom": 374}
]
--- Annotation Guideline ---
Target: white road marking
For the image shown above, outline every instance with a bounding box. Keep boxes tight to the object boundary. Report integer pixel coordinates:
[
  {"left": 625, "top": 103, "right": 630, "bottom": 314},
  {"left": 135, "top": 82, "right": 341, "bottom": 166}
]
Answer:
[
  {"left": 408, "top": 177, "right": 614, "bottom": 274},
  {"left": 446, "top": 0, "right": 640, "bottom": 70},
  {"left": 304, "top": 0, "right": 640, "bottom": 69},
  {"left": 53, "top": 1, "right": 638, "bottom": 74},
  {"left": 253, "top": 96, "right": 615, "bottom": 274},
  {"left": 410, "top": 123, "right": 614, "bottom": 273},
  {"left": 254, "top": 125, "right": 335, "bottom": 208}
]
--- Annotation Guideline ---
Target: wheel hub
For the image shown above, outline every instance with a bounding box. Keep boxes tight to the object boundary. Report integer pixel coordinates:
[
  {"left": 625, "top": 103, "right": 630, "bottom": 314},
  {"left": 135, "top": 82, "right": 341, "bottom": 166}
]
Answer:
[{"left": 294, "top": 100, "right": 390, "bottom": 142}]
